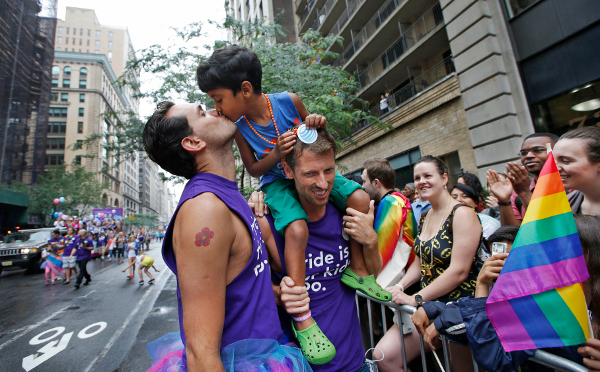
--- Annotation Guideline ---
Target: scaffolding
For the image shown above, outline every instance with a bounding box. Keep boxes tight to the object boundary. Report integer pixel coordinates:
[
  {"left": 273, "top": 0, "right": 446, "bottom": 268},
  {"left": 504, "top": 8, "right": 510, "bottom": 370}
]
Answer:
[{"left": 0, "top": 0, "right": 57, "bottom": 186}]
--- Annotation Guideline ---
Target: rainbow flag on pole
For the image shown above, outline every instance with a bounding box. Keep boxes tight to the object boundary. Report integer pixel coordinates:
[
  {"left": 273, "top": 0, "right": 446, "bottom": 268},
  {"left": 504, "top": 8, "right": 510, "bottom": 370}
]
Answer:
[
  {"left": 374, "top": 192, "right": 416, "bottom": 269},
  {"left": 486, "top": 150, "right": 590, "bottom": 352}
]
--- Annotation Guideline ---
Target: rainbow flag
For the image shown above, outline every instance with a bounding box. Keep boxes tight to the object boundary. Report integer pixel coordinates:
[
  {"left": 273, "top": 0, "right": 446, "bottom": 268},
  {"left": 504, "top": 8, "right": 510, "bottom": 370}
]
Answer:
[
  {"left": 374, "top": 192, "right": 417, "bottom": 269},
  {"left": 486, "top": 151, "right": 590, "bottom": 352}
]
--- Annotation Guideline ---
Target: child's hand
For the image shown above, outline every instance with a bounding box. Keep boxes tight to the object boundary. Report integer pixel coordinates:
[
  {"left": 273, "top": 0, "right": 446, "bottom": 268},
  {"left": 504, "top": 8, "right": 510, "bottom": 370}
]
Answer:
[
  {"left": 273, "top": 131, "right": 296, "bottom": 158},
  {"left": 304, "top": 114, "right": 327, "bottom": 129},
  {"left": 122, "top": 269, "right": 126, "bottom": 272}
]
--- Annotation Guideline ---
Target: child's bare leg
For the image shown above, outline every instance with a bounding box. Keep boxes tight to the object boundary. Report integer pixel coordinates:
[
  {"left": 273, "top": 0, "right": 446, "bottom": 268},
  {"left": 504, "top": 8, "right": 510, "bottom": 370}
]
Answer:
[
  {"left": 145, "top": 267, "right": 153, "bottom": 281},
  {"left": 346, "top": 189, "right": 377, "bottom": 277},
  {"left": 284, "top": 219, "right": 312, "bottom": 331},
  {"left": 139, "top": 266, "right": 144, "bottom": 281}
]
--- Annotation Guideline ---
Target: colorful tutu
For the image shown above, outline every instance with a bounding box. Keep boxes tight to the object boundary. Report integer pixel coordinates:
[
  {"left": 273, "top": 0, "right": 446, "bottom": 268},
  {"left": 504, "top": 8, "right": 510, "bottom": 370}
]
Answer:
[
  {"left": 46, "top": 255, "right": 64, "bottom": 275},
  {"left": 146, "top": 333, "right": 311, "bottom": 372}
]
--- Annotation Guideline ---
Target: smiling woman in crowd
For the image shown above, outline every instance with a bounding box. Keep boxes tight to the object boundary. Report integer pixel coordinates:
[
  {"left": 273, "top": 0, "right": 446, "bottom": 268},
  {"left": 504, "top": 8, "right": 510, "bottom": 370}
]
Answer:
[{"left": 553, "top": 126, "right": 600, "bottom": 215}]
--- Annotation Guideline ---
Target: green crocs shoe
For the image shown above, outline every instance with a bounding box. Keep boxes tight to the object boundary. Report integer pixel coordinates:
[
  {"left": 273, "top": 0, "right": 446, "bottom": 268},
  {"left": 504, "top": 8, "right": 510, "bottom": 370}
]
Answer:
[
  {"left": 341, "top": 268, "right": 392, "bottom": 301},
  {"left": 293, "top": 318, "right": 336, "bottom": 365}
]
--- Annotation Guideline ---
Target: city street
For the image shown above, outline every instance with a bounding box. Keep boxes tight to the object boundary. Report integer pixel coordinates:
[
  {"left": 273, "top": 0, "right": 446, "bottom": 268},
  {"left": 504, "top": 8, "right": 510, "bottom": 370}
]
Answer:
[{"left": 0, "top": 241, "right": 179, "bottom": 372}]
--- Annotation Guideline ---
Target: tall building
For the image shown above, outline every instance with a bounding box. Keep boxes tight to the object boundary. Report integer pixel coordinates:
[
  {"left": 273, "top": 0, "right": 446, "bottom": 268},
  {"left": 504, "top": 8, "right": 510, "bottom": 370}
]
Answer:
[
  {"left": 48, "top": 7, "right": 140, "bottom": 212},
  {"left": 138, "top": 151, "right": 167, "bottom": 222},
  {"left": 295, "top": 0, "right": 478, "bottom": 186},
  {"left": 227, "top": 0, "right": 298, "bottom": 43},
  {"left": 0, "top": 0, "right": 57, "bottom": 185}
]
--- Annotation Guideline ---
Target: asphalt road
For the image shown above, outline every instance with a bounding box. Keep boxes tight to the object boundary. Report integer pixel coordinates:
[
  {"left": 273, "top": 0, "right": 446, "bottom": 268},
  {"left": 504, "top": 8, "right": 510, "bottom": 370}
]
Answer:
[{"left": 0, "top": 241, "right": 180, "bottom": 372}]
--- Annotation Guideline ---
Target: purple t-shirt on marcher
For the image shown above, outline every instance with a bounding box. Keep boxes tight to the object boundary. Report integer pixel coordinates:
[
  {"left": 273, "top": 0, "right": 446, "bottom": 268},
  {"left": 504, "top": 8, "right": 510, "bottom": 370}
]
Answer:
[
  {"left": 62, "top": 235, "right": 78, "bottom": 256},
  {"left": 76, "top": 237, "right": 93, "bottom": 261},
  {"left": 162, "top": 172, "right": 283, "bottom": 366},
  {"left": 269, "top": 203, "right": 365, "bottom": 372}
]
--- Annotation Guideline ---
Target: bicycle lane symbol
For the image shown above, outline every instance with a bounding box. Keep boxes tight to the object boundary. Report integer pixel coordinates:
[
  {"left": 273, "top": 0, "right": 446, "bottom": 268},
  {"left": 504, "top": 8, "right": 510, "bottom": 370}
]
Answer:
[{"left": 22, "top": 322, "right": 107, "bottom": 371}]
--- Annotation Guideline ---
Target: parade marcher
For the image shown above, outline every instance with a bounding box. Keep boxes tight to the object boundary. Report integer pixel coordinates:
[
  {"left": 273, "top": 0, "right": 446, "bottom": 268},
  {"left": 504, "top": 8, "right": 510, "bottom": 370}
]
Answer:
[
  {"left": 43, "top": 230, "right": 65, "bottom": 285},
  {"left": 197, "top": 44, "right": 386, "bottom": 362},
  {"left": 125, "top": 235, "right": 138, "bottom": 278},
  {"left": 115, "top": 231, "right": 125, "bottom": 264},
  {"left": 256, "top": 128, "right": 376, "bottom": 371},
  {"left": 554, "top": 126, "right": 600, "bottom": 216},
  {"left": 144, "top": 230, "right": 151, "bottom": 251},
  {"left": 143, "top": 101, "right": 309, "bottom": 371},
  {"left": 74, "top": 229, "right": 93, "bottom": 289},
  {"left": 98, "top": 231, "right": 107, "bottom": 260},
  {"left": 61, "top": 227, "right": 78, "bottom": 285},
  {"left": 122, "top": 253, "right": 159, "bottom": 285},
  {"left": 374, "top": 155, "right": 486, "bottom": 372}
]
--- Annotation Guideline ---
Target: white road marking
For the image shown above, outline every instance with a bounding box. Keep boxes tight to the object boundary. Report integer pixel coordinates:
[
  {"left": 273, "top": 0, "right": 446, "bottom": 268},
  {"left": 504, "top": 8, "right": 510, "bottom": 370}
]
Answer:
[
  {"left": 77, "top": 322, "right": 107, "bottom": 339},
  {"left": 0, "top": 305, "right": 70, "bottom": 352},
  {"left": 78, "top": 289, "right": 96, "bottom": 298},
  {"left": 82, "top": 268, "right": 170, "bottom": 372},
  {"left": 29, "top": 327, "right": 65, "bottom": 345},
  {"left": 22, "top": 332, "right": 73, "bottom": 371}
]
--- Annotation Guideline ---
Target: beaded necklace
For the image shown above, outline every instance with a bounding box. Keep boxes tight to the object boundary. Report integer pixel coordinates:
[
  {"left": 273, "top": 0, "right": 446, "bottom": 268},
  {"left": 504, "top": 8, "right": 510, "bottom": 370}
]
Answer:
[{"left": 243, "top": 93, "right": 280, "bottom": 145}]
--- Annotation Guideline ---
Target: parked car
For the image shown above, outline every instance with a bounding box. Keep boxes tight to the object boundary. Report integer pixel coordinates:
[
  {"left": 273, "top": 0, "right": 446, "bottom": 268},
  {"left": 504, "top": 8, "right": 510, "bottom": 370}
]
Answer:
[{"left": 0, "top": 228, "right": 66, "bottom": 275}]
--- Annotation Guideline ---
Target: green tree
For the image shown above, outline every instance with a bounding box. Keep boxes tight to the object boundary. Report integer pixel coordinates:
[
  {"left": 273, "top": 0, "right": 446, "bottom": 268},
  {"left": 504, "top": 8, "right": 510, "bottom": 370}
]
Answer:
[
  {"left": 83, "top": 14, "right": 381, "bottom": 188},
  {"left": 123, "top": 214, "right": 158, "bottom": 229},
  {"left": 1, "top": 166, "right": 108, "bottom": 222}
]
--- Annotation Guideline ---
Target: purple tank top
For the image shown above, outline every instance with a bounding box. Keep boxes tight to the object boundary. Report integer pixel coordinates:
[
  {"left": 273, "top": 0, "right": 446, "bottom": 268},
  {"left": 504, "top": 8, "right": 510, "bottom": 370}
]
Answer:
[
  {"left": 269, "top": 203, "right": 364, "bottom": 372},
  {"left": 162, "top": 172, "right": 283, "bottom": 366}
]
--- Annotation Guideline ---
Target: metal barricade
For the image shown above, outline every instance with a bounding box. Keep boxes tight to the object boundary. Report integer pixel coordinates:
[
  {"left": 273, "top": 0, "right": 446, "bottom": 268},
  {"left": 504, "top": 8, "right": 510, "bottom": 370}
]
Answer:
[{"left": 355, "top": 291, "right": 587, "bottom": 372}]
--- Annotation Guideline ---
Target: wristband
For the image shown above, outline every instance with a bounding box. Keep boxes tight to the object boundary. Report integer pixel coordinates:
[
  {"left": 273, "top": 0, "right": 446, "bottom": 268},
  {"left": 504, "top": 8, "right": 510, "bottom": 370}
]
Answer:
[
  {"left": 498, "top": 201, "right": 512, "bottom": 206},
  {"left": 292, "top": 310, "right": 312, "bottom": 322},
  {"left": 395, "top": 283, "right": 405, "bottom": 292}
]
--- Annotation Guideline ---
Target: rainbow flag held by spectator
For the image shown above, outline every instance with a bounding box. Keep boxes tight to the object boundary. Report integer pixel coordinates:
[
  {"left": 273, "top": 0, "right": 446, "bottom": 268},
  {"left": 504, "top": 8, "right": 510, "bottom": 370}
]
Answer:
[
  {"left": 374, "top": 192, "right": 417, "bottom": 269},
  {"left": 486, "top": 150, "right": 590, "bottom": 352}
]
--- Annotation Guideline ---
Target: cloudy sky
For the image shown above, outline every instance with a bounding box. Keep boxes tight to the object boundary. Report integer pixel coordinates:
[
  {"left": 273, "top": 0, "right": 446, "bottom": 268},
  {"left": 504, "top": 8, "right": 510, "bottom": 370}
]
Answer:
[{"left": 54, "top": 1, "right": 228, "bottom": 198}]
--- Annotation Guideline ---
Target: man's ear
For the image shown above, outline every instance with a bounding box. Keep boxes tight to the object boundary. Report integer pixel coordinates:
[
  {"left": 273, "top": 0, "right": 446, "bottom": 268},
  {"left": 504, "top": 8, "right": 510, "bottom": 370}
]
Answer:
[
  {"left": 240, "top": 81, "right": 253, "bottom": 98},
  {"left": 282, "top": 158, "right": 294, "bottom": 179},
  {"left": 181, "top": 135, "right": 206, "bottom": 154},
  {"left": 373, "top": 178, "right": 380, "bottom": 189}
]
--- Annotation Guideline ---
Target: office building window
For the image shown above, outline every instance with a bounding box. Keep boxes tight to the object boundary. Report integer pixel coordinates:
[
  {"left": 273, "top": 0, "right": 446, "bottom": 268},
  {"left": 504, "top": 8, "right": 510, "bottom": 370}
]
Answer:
[
  {"left": 65, "top": 37, "right": 68, "bottom": 44},
  {"left": 56, "top": 47, "right": 61, "bottom": 51},
  {"left": 87, "top": 39, "right": 90, "bottom": 46},
  {"left": 51, "top": 78, "right": 58, "bottom": 87},
  {"left": 50, "top": 92, "right": 58, "bottom": 101},
  {"left": 504, "top": 0, "right": 539, "bottom": 18},
  {"left": 72, "top": 38, "right": 75, "bottom": 45},
  {"left": 58, "top": 27, "right": 63, "bottom": 34},
  {"left": 46, "top": 138, "right": 65, "bottom": 150},
  {"left": 66, "top": 27, "right": 69, "bottom": 34},
  {"left": 79, "top": 80, "right": 87, "bottom": 88},
  {"left": 64, "top": 66, "right": 71, "bottom": 75},
  {"left": 109, "top": 31, "right": 113, "bottom": 39},
  {"left": 80, "top": 28, "right": 83, "bottom": 36},
  {"left": 45, "top": 154, "right": 64, "bottom": 166},
  {"left": 57, "top": 37, "right": 62, "bottom": 44},
  {"left": 79, "top": 49, "right": 81, "bottom": 52},
  {"left": 79, "top": 108, "right": 84, "bottom": 117},
  {"left": 96, "top": 30, "right": 100, "bottom": 37},
  {"left": 79, "top": 39, "right": 82, "bottom": 45},
  {"left": 95, "top": 50, "right": 99, "bottom": 54},
  {"left": 95, "top": 40, "right": 100, "bottom": 47},
  {"left": 49, "top": 108, "right": 68, "bottom": 117},
  {"left": 108, "top": 51, "right": 112, "bottom": 59},
  {"left": 52, "top": 66, "right": 60, "bottom": 75},
  {"left": 87, "top": 29, "right": 90, "bottom": 36},
  {"left": 60, "top": 93, "right": 68, "bottom": 101},
  {"left": 79, "top": 93, "right": 85, "bottom": 102},
  {"left": 77, "top": 122, "right": 83, "bottom": 133},
  {"left": 80, "top": 67, "right": 87, "bottom": 75},
  {"left": 62, "top": 79, "right": 70, "bottom": 88},
  {"left": 47, "top": 122, "right": 66, "bottom": 133},
  {"left": 108, "top": 41, "right": 112, "bottom": 48},
  {"left": 74, "top": 155, "right": 82, "bottom": 165},
  {"left": 76, "top": 140, "right": 83, "bottom": 148}
]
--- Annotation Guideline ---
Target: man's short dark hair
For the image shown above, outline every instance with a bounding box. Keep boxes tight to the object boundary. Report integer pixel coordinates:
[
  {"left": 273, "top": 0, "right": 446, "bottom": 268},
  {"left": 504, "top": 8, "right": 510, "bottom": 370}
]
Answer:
[
  {"left": 196, "top": 45, "right": 262, "bottom": 94},
  {"left": 524, "top": 132, "right": 559, "bottom": 144},
  {"left": 143, "top": 101, "right": 197, "bottom": 179},
  {"left": 487, "top": 226, "right": 519, "bottom": 245},
  {"left": 363, "top": 158, "right": 396, "bottom": 189},
  {"left": 284, "top": 127, "right": 337, "bottom": 170},
  {"left": 52, "top": 229, "right": 60, "bottom": 235}
]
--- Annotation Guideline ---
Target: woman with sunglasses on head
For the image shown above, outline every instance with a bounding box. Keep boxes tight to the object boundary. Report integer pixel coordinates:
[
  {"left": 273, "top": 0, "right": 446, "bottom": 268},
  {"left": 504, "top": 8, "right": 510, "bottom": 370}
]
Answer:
[
  {"left": 374, "top": 155, "right": 484, "bottom": 372},
  {"left": 553, "top": 126, "right": 600, "bottom": 216},
  {"left": 451, "top": 184, "right": 500, "bottom": 239}
]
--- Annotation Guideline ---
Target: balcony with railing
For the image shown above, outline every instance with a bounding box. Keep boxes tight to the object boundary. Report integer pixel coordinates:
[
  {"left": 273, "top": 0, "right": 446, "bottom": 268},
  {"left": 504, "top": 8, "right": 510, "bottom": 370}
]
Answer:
[
  {"left": 356, "top": 3, "right": 444, "bottom": 92},
  {"left": 350, "top": 55, "right": 456, "bottom": 135},
  {"left": 335, "top": 0, "right": 409, "bottom": 67},
  {"left": 310, "top": 0, "right": 346, "bottom": 35},
  {"left": 329, "top": 0, "right": 366, "bottom": 37},
  {"left": 298, "top": 0, "right": 325, "bottom": 35}
]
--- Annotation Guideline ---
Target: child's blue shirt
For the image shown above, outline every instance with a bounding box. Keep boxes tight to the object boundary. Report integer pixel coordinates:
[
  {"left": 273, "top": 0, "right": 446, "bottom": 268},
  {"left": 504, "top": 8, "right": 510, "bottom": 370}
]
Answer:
[{"left": 235, "top": 92, "right": 301, "bottom": 188}]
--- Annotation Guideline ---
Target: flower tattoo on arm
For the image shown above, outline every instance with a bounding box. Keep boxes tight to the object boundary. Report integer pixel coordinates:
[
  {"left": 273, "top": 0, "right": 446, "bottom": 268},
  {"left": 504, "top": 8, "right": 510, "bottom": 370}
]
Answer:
[{"left": 195, "top": 227, "right": 214, "bottom": 247}]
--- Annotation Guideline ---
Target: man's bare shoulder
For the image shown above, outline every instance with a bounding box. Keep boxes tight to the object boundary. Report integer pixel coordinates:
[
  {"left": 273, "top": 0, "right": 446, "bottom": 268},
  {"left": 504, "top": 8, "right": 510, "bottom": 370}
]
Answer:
[{"left": 178, "top": 192, "right": 231, "bottom": 220}]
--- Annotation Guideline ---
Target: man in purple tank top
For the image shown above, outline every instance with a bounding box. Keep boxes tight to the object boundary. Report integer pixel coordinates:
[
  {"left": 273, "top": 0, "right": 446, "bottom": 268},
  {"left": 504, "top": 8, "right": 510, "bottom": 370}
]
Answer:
[{"left": 143, "top": 102, "right": 309, "bottom": 372}]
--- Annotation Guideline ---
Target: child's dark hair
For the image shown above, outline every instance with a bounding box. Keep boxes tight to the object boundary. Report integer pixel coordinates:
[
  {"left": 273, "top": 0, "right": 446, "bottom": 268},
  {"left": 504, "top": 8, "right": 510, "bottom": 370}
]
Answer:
[
  {"left": 143, "top": 101, "right": 197, "bottom": 179},
  {"left": 196, "top": 45, "right": 262, "bottom": 95},
  {"left": 414, "top": 155, "right": 448, "bottom": 175},
  {"left": 486, "top": 226, "right": 519, "bottom": 245}
]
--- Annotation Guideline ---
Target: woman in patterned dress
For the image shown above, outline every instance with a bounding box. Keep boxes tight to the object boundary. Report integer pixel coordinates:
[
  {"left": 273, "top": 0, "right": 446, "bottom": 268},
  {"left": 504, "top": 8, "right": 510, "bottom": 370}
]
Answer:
[{"left": 375, "top": 155, "right": 483, "bottom": 372}]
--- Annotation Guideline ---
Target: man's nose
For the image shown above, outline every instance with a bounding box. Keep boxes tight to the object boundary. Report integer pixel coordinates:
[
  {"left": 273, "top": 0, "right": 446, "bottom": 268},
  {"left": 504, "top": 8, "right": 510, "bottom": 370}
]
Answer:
[{"left": 315, "top": 173, "right": 328, "bottom": 189}]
